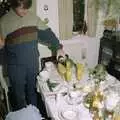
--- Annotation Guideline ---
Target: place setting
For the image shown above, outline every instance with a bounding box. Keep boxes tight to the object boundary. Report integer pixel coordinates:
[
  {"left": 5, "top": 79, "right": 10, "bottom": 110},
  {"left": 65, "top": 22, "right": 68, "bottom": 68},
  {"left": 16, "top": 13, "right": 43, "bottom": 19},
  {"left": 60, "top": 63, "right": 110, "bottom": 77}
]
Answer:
[
  {"left": 36, "top": 56, "right": 120, "bottom": 120},
  {"left": 58, "top": 107, "right": 79, "bottom": 120}
]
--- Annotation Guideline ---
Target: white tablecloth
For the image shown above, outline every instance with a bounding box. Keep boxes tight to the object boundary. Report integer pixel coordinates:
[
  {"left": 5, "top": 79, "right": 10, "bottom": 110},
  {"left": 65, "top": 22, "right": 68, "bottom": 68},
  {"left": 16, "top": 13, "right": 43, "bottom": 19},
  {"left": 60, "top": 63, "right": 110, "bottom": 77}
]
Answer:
[
  {"left": 36, "top": 64, "right": 120, "bottom": 120},
  {"left": 45, "top": 95, "right": 93, "bottom": 120}
]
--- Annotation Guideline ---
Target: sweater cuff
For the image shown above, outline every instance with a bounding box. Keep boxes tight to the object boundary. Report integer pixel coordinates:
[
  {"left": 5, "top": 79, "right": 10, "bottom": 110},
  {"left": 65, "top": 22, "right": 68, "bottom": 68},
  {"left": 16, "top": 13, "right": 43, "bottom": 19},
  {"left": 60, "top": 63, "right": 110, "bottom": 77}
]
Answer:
[{"left": 48, "top": 43, "right": 63, "bottom": 52}]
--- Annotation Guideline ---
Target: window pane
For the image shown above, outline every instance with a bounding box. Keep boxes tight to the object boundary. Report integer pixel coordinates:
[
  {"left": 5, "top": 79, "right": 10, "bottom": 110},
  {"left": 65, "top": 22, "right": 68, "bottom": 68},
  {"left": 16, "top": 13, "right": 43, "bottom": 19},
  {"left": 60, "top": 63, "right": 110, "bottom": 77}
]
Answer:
[{"left": 73, "top": 0, "right": 85, "bottom": 32}]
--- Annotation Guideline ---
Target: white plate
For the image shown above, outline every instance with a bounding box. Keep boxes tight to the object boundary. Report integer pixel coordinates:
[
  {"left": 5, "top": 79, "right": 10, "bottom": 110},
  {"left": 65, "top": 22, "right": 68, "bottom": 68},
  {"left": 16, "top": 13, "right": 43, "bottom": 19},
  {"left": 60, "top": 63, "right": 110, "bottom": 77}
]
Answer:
[
  {"left": 65, "top": 95, "right": 83, "bottom": 105},
  {"left": 59, "top": 108, "right": 78, "bottom": 120}
]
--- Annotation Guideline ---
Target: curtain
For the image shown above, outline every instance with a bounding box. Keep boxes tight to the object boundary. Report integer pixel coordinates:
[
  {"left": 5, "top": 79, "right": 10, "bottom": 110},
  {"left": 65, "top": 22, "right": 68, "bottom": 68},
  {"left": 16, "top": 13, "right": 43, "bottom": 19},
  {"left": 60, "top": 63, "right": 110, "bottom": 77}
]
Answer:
[
  {"left": 86, "top": 0, "right": 99, "bottom": 37},
  {"left": 96, "top": 0, "right": 109, "bottom": 38},
  {"left": 58, "top": 0, "right": 73, "bottom": 40},
  {"left": 87, "top": 0, "right": 120, "bottom": 37}
]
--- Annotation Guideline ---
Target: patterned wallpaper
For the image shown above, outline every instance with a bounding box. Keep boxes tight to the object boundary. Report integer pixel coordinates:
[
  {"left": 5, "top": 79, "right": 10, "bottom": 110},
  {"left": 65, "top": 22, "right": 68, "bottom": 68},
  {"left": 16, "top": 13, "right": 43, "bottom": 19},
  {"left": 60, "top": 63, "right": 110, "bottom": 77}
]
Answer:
[{"left": 0, "top": 0, "right": 11, "bottom": 18}]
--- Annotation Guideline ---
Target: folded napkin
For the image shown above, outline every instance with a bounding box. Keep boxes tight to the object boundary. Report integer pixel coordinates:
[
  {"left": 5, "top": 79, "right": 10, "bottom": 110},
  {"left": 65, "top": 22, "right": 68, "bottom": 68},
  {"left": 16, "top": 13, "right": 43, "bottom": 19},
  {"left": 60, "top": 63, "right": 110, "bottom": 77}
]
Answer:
[{"left": 39, "top": 70, "right": 50, "bottom": 81}]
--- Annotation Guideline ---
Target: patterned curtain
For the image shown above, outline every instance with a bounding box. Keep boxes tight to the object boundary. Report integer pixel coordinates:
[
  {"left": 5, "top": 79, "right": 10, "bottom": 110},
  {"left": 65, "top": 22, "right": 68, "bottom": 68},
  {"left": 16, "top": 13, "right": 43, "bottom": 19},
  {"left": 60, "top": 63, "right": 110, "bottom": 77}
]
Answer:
[{"left": 0, "top": 0, "right": 11, "bottom": 18}]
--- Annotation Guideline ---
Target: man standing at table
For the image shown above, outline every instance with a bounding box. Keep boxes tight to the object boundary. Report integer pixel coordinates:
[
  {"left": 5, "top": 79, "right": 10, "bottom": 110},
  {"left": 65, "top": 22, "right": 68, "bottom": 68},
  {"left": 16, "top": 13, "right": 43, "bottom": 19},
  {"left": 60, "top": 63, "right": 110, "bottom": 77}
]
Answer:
[{"left": 0, "top": 0, "right": 65, "bottom": 111}]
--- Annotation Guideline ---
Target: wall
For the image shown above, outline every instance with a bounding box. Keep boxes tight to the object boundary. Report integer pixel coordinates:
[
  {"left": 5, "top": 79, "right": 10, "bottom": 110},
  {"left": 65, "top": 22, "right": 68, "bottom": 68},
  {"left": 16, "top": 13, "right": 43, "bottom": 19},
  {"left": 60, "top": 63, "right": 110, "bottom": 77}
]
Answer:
[
  {"left": 38, "top": 35, "right": 99, "bottom": 68},
  {"left": 36, "top": 0, "right": 59, "bottom": 37}
]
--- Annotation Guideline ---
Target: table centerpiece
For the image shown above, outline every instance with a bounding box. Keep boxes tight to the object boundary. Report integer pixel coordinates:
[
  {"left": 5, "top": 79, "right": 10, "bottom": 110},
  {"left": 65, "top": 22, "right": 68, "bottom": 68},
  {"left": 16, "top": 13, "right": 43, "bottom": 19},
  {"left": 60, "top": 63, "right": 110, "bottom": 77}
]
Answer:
[{"left": 83, "top": 64, "right": 120, "bottom": 120}]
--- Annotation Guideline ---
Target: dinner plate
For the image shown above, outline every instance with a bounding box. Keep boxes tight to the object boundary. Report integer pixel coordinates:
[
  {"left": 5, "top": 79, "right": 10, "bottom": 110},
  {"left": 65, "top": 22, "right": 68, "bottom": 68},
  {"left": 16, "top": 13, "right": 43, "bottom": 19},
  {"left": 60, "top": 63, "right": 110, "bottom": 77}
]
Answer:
[
  {"left": 59, "top": 108, "right": 79, "bottom": 120},
  {"left": 65, "top": 95, "right": 83, "bottom": 105}
]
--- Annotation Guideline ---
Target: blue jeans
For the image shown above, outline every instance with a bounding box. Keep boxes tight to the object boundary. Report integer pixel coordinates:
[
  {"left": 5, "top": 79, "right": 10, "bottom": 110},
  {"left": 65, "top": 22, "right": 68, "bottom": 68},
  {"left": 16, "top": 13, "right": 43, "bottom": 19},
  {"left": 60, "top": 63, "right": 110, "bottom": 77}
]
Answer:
[{"left": 7, "top": 64, "right": 38, "bottom": 111}]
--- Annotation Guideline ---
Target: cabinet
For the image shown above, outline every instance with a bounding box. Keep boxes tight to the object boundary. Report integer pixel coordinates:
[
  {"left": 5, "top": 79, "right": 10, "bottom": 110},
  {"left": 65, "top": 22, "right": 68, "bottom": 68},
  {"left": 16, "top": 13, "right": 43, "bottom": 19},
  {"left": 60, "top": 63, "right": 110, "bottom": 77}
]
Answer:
[
  {"left": 98, "top": 30, "right": 114, "bottom": 66},
  {"left": 98, "top": 30, "right": 120, "bottom": 80}
]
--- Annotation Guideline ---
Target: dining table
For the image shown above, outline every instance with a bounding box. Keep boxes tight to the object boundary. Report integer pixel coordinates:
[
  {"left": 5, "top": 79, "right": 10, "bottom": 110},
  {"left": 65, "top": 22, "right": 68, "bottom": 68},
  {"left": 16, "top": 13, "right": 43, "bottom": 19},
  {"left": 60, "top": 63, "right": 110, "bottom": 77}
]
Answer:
[{"left": 36, "top": 62, "right": 120, "bottom": 120}]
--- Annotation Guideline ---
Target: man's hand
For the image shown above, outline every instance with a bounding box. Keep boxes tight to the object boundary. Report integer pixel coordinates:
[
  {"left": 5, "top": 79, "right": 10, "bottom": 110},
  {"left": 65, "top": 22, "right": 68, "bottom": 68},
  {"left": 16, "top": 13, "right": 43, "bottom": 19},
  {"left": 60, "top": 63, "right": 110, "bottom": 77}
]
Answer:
[
  {"left": 56, "top": 48, "right": 66, "bottom": 61},
  {"left": 0, "top": 36, "right": 5, "bottom": 49}
]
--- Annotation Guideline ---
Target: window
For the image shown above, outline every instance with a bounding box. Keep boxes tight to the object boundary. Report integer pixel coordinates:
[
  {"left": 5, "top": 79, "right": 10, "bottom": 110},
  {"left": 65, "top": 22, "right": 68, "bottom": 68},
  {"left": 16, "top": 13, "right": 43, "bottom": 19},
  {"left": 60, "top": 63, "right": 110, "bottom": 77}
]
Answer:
[
  {"left": 58, "top": 0, "right": 87, "bottom": 40},
  {"left": 73, "top": 0, "right": 87, "bottom": 34}
]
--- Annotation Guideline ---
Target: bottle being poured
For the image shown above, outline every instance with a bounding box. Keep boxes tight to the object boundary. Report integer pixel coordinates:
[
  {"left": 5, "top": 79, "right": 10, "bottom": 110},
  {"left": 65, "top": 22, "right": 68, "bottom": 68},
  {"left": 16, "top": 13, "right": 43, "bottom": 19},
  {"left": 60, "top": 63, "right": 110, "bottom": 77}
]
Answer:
[{"left": 57, "top": 54, "right": 75, "bottom": 82}]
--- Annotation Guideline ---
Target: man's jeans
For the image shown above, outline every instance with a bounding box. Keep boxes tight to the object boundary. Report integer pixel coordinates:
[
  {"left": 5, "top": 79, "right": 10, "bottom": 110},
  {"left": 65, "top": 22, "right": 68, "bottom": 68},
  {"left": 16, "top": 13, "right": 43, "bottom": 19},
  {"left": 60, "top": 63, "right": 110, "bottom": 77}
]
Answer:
[{"left": 7, "top": 64, "right": 38, "bottom": 111}]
